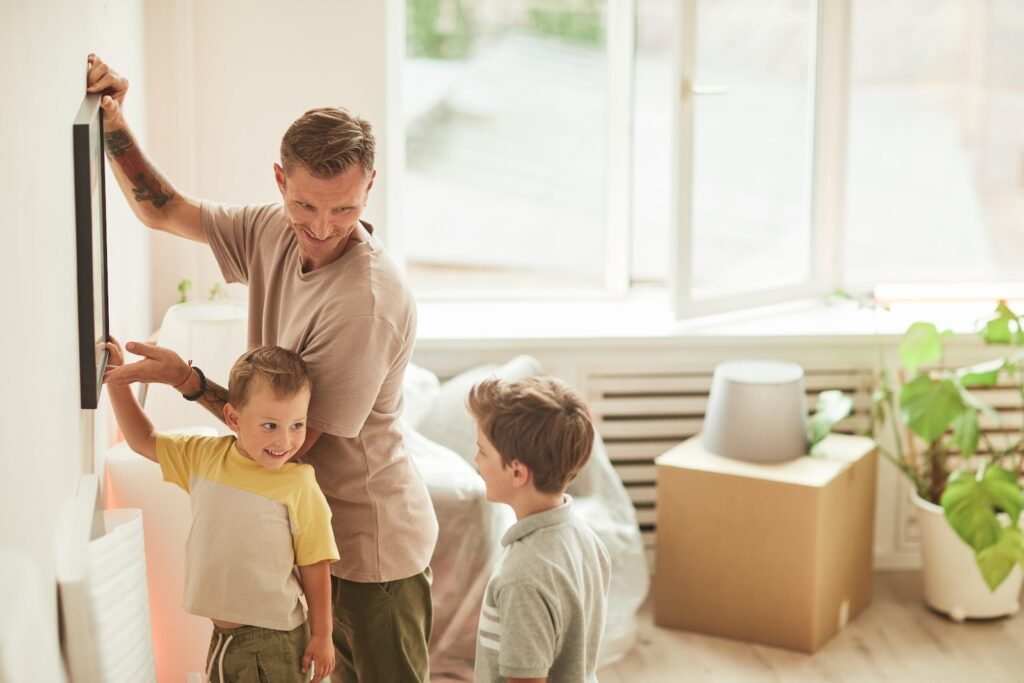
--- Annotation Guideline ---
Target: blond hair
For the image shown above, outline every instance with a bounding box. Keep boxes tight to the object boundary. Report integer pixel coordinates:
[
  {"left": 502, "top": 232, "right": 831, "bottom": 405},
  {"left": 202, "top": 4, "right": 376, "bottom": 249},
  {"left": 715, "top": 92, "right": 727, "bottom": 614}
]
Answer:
[
  {"left": 468, "top": 377, "right": 595, "bottom": 494},
  {"left": 280, "top": 107, "right": 375, "bottom": 178},
  {"left": 228, "top": 346, "right": 312, "bottom": 409}
]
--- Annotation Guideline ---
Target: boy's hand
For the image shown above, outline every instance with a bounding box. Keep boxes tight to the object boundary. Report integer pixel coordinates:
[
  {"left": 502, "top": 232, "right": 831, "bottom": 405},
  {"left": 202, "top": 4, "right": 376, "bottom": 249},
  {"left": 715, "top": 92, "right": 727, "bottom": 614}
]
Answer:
[
  {"left": 104, "top": 336, "right": 125, "bottom": 368},
  {"left": 301, "top": 633, "right": 335, "bottom": 680}
]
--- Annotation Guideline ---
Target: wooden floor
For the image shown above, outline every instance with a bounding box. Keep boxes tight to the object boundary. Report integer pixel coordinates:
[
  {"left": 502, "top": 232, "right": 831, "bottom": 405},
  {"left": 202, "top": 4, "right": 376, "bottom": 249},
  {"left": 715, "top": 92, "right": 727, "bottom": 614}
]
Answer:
[{"left": 597, "top": 571, "right": 1024, "bottom": 682}]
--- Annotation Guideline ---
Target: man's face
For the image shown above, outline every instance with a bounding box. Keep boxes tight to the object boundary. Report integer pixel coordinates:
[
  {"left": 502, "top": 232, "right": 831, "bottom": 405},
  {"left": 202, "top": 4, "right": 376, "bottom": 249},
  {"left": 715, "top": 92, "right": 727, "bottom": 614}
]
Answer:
[
  {"left": 225, "top": 383, "right": 310, "bottom": 471},
  {"left": 274, "top": 162, "right": 375, "bottom": 271},
  {"left": 475, "top": 425, "right": 517, "bottom": 504}
]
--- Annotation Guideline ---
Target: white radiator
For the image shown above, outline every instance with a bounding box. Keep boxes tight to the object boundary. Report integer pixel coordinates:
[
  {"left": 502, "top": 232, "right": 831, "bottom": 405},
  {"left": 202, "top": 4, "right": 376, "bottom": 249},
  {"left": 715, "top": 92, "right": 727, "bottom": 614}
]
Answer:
[
  {"left": 583, "top": 365, "right": 875, "bottom": 568},
  {"left": 57, "top": 475, "right": 157, "bottom": 683}
]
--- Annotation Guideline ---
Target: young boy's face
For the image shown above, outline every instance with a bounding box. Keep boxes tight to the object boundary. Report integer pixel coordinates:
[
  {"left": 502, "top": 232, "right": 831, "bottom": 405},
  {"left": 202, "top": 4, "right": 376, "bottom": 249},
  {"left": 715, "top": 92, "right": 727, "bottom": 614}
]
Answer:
[
  {"left": 226, "top": 382, "right": 310, "bottom": 470},
  {"left": 475, "top": 425, "right": 516, "bottom": 503}
]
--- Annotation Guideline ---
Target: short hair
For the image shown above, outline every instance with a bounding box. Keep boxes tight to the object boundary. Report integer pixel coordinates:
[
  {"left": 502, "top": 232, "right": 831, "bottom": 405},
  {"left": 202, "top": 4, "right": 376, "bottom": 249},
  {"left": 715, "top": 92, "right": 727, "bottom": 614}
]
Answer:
[
  {"left": 468, "top": 377, "right": 595, "bottom": 494},
  {"left": 228, "top": 346, "right": 312, "bottom": 409},
  {"left": 280, "top": 107, "right": 375, "bottom": 178}
]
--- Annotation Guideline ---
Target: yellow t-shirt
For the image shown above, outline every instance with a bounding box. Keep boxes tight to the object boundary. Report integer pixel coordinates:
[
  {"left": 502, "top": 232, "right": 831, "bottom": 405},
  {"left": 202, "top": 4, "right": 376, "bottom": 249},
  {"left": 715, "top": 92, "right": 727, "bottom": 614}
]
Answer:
[{"left": 157, "top": 433, "right": 340, "bottom": 630}]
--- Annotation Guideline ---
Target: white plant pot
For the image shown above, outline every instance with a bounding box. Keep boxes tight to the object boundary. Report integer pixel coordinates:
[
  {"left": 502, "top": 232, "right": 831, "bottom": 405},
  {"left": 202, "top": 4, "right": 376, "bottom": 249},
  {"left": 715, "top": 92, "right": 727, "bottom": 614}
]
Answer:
[{"left": 912, "top": 492, "right": 1023, "bottom": 621}]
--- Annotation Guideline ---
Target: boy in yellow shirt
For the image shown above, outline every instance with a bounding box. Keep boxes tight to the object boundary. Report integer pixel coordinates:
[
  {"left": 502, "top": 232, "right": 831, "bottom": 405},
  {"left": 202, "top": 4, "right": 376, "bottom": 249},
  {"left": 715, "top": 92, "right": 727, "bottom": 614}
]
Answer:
[{"left": 106, "top": 341, "right": 339, "bottom": 682}]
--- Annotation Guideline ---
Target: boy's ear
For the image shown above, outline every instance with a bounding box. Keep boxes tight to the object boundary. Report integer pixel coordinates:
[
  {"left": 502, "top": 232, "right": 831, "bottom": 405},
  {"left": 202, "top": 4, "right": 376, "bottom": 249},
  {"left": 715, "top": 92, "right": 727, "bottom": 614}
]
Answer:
[
  {"left": 223, "top": 403, "right": 240, "bottom": 432},
  {"left": 510, "top": 460, "right": 532, "bottom": 489}
]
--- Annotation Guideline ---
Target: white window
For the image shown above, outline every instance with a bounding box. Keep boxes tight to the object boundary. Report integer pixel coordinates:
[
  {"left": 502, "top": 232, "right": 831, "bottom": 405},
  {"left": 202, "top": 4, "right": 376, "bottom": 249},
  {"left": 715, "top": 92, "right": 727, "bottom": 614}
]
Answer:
[
  {"left": 402, "top": 0, "right": 1024, "bottom": 316},
  {"left": 844, "top": 0, "right": 1024, "bottom": 288},
  {"left": 403, "top": 0, "right": 631, "bottom": 297}
]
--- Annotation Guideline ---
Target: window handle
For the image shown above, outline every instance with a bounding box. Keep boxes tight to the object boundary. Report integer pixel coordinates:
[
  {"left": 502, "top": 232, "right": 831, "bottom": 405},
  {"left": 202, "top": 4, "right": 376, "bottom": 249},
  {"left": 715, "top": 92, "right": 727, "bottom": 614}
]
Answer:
[{"left": 681, "top": 80, "right": 729, "bottom": 99}]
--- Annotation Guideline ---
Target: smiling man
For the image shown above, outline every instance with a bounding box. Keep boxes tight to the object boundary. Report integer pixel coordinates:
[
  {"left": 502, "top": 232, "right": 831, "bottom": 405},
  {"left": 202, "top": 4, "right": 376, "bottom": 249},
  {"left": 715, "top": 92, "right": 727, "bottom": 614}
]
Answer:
[{"left": 90, "top": 54, "right": 439, "bottom": 683}]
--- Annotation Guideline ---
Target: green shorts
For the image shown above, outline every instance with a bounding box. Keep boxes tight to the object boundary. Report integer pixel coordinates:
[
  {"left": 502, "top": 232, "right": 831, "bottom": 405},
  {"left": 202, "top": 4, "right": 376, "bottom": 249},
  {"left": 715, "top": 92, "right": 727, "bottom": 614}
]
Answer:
[
  {"left": 330, "top": 568, "right": 433, "bottom": 683},
  {"left": 206, "top": 621, "right": 309, "bottom": 683}
]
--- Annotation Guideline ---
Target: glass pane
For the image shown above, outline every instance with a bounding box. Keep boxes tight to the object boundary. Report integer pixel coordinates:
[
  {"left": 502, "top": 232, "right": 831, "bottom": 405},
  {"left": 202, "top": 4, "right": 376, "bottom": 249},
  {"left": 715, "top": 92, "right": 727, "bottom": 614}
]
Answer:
[
  {"left": 690, "top": 0, "right": 816, "bottom": 300},
  {"left": 845, "top": 0, "right": 1024, "bottom": 286},
  {"left": 404, "top": 0, "right": 609, "bottom": 292},
  {"left": 631, "top": 0, "right": 674, "bottom": 286}
]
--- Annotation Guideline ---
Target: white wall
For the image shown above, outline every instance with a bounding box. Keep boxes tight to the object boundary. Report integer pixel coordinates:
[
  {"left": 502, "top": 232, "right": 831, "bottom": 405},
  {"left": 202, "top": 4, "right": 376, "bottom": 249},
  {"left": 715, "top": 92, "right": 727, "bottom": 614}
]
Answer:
[
  {"left": 0, "top": 0, "right": 150, "bottom": 672},
  {"left": 144, "top": 0, "right": 403, "bottom": 327}
]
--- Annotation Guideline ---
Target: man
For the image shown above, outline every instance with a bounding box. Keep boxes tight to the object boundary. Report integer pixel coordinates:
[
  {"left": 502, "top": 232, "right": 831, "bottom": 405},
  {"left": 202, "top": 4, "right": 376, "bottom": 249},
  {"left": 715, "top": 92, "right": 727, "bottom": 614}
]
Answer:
[{"left": 90, "top": 54, "right": 438, "bottom": 682}]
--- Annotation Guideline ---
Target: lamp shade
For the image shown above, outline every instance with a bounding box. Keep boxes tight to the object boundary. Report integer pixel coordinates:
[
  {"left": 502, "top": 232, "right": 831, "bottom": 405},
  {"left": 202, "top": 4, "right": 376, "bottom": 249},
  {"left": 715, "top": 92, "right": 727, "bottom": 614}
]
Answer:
[
  {"left": 701, "top": 360, "right": 808, "bottom": 463},
  {"left": 141, "top": 301, "right": 247, "bottom": 433}
]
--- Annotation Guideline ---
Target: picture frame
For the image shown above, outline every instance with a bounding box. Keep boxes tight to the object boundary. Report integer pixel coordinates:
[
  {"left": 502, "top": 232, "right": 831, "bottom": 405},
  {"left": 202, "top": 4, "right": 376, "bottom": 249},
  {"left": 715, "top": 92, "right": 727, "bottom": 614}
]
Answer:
[{"left": 74, "top": 94, "right": 110, "bottom": 410}]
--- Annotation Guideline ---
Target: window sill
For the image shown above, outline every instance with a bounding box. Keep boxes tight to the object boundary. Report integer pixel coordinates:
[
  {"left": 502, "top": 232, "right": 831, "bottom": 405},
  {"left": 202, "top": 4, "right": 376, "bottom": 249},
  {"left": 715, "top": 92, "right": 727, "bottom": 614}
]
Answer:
[{"left": 415, "top": 292, "right": 1017, "bottom": 348}]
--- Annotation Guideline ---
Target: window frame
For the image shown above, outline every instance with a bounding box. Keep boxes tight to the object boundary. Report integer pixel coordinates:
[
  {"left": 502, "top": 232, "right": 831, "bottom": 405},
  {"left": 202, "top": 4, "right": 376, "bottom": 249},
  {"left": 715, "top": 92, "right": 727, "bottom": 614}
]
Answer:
[
  {"left": 669, "top": 0, "right": 852, "bottom": 320},
  {"left": 395, "top": 0, "right": 858, "bottom": 316}
]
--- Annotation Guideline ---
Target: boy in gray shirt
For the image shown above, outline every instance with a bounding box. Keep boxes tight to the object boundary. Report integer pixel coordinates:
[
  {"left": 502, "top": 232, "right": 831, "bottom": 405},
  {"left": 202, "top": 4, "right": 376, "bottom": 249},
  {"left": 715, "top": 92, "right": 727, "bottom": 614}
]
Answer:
[{"left": 468, "top": 377, "right": 611, "bottom": 683}]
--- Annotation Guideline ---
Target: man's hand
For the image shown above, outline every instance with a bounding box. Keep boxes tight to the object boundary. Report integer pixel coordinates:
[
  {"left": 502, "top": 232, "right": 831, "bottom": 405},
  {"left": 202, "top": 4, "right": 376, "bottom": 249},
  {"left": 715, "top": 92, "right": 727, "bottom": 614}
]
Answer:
[
  {"left": 103, "top": 341, "right": 192, "bottom": 388},
  {"left": 301, "top": 633, "right": 335, "bottom": 680},
  {"left": 86, "top": 54, "right": 128, "bottom": 129}
]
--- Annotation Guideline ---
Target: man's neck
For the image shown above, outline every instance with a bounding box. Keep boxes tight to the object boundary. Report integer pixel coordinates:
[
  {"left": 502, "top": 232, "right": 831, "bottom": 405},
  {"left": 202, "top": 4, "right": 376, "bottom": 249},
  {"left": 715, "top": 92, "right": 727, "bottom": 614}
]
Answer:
[{"left": 300, "top": 231, "right": 360, "bottom": 273}]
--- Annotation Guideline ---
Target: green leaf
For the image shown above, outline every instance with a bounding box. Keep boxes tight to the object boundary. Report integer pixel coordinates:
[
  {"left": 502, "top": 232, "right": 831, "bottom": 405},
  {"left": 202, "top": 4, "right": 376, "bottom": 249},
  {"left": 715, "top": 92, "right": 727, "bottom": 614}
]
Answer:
[
  {"left": 942, "top": 466, "right": 1024, "bottom": 553},
  {"left": 809, "top": 390, "right": 853, "bottom": 449},
  {"left": 950, "top": 409, "right": 981, "bottom": 458},
  {"left": 899, "top": 322, "right": 944, "bottom": 375},
  {"left": 976, "top": 527, "right": 1024, "bottom": 591},
  {"left": 899, "top": 375, "right": 965, "bottom": 443},
  {"left": 957, "top": 358, "right": 1005, "bottom": 388},
  {"left": 176, "top": 277, "right": 193, "bottom": 305},
  {"left": 979, "top": 302, "right": 1022, "bottom": 346}
]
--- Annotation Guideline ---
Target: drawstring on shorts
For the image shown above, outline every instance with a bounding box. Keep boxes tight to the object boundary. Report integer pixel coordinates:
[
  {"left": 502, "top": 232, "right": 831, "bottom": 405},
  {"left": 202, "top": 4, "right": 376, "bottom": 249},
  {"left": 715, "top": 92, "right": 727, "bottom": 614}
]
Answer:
[{"left": 205, "top": 632, "right": 236, "bottom": 683}]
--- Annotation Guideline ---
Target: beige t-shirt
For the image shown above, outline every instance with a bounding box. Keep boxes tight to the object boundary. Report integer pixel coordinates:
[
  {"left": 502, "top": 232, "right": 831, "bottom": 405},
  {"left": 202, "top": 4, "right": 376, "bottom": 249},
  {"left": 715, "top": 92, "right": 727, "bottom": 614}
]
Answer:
[
  {"left": 202, "top": 201, "right": 438, "bottom": 582},
  {"left": 157, "top": 433, "right": 340, "bottom": 630}
]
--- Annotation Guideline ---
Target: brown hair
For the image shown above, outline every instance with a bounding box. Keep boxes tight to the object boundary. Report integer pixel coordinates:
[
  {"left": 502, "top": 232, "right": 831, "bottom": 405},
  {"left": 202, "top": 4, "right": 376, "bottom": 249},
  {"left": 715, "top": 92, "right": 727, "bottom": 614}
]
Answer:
[
  {"left": 228, "top": 346, "right": 312, "bottom": 409},
  {"left": 280, "top": 107, "right": 375, "bottom": 178},
  {"left": 468, "top": 377, "right": 595, "bottom": 494}
]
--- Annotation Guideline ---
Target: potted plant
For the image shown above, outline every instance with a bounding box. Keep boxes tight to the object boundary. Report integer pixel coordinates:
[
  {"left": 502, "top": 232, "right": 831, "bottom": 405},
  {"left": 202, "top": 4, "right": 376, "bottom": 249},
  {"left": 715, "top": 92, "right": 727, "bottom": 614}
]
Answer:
[{"left": 871, "top": 302, "right": 1024, "bottom": 620}]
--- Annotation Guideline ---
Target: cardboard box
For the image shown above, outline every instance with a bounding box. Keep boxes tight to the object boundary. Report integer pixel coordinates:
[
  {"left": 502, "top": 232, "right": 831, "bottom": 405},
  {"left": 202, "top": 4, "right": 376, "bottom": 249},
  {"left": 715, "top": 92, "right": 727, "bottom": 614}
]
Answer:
[{"left": 654, "top": 433, "right": 877, "bottom": 652}]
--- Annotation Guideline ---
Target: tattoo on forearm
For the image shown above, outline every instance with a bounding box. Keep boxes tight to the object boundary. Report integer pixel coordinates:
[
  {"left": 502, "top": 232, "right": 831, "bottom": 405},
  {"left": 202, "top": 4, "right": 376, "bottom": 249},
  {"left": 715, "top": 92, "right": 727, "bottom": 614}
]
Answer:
[
  {"left": 103, "top": 129, "right": 176, "bottom": 210},
  {"left": 105, "top": 130, "right": 132, "bottom": 156},
  {"left": 130, "top": 173, "right": 174, "bottom": 208},
  {"left": 197, "top": 379, "right": 230, "bottom": 424}
]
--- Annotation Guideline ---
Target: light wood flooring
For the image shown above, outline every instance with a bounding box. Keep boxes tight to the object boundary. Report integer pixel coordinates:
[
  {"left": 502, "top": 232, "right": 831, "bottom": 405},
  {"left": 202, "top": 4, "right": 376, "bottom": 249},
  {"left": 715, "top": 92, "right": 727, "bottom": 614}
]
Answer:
[{"left": 596, "top": 571, "right": 1024, "bottom": 682}]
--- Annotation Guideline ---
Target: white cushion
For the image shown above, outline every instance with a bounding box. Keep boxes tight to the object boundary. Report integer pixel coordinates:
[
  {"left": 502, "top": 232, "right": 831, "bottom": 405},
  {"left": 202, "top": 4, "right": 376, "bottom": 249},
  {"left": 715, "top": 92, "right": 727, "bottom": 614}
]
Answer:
[{"left": 417, "top": 355, "right": 543, "bottom": 463}]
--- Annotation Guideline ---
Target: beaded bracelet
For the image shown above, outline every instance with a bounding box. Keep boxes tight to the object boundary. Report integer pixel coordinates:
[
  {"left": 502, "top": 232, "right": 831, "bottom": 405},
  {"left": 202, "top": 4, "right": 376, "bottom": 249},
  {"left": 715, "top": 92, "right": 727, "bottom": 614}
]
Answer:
[{"left": 181, "top": 365, "right": 206, "bottom": 402}]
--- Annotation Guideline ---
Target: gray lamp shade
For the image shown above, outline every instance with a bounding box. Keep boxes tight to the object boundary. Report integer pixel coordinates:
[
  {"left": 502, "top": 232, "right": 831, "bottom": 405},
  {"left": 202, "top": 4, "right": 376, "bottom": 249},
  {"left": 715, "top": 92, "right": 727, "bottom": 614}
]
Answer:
[{"left": 702, "top": 360, "right": 808, "bottom": 463}]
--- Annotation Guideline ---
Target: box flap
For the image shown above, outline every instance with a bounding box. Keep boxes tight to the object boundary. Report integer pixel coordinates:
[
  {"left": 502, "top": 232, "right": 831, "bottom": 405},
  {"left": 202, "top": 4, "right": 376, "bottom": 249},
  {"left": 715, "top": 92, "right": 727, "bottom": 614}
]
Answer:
[{"left": 655, "top": 433, "right": 876, "bottom": 487}]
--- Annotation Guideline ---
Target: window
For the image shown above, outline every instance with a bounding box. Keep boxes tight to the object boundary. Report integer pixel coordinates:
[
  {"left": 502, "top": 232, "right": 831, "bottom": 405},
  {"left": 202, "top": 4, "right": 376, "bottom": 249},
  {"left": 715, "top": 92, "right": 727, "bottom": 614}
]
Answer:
[
  {"left": 402, "top": 0, "right": 1024, "bottom": 315},
  {"left": 403, "top": 0, "right": 628, "bottom": 295},
  {"left": 844, "top": 0, "right": 1024, "bottom": 286}
]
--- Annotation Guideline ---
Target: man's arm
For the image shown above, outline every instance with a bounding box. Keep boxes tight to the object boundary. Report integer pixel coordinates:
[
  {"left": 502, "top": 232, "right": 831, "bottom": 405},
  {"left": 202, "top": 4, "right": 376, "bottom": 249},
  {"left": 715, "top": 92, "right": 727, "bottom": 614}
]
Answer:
[
  {"left": 104, "top": 341, "right": 230, "bottom": 425},
  {"left": 176, "top": 370, "right": 232, "bottom": 425},
  {"left": 294, "top": 427, "right": 324, "bottom": 460},
  {"left": 86, "top": 54, "right": 206, "bottom": 243}
]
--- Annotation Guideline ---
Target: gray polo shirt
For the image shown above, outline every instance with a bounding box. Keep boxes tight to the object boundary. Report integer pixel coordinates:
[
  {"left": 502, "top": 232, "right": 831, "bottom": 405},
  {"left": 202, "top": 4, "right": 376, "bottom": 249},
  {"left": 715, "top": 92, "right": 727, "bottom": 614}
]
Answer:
[{"left": 475, "top": 496, "right": 611, "bottom": 682}]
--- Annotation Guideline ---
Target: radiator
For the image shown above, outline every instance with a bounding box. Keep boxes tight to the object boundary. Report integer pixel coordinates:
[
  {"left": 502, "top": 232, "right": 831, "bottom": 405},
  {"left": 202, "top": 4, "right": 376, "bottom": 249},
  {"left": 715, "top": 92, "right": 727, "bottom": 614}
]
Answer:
[
  {"left": 583, "top": 365, "right": 875, "bottom": 568},
  {"left": 57, "top": 475, "right": 157, "bottom": 683}
]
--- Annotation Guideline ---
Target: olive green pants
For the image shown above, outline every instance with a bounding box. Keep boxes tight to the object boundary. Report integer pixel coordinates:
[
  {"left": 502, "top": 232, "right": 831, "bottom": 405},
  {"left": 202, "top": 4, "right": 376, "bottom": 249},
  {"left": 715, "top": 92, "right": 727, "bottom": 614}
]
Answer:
[
  {"left": 206, "top": 621, "right": 309, "bottom": 683},
  {"left": 330, "top": 568, "right": 433, "bottom": 683}
]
